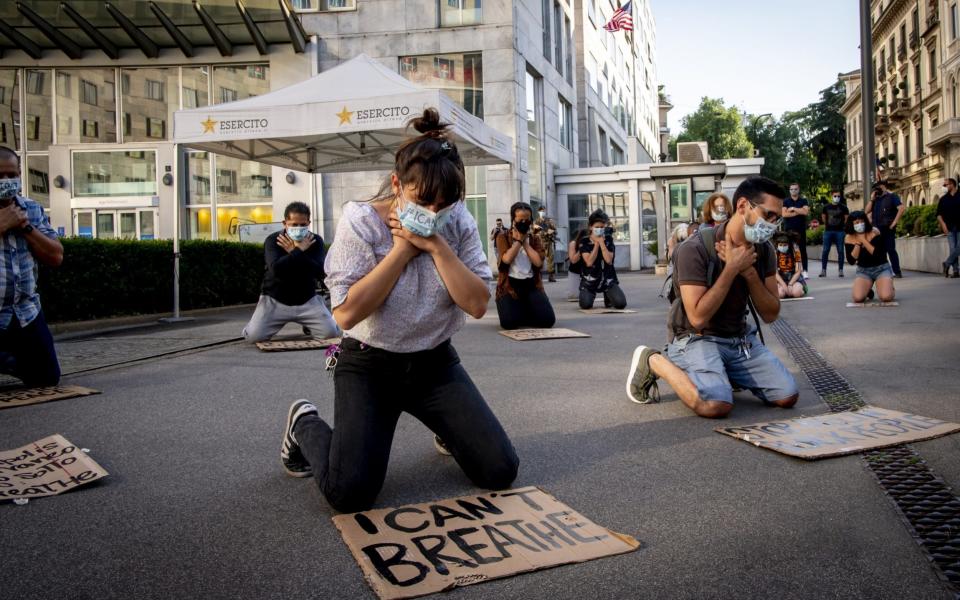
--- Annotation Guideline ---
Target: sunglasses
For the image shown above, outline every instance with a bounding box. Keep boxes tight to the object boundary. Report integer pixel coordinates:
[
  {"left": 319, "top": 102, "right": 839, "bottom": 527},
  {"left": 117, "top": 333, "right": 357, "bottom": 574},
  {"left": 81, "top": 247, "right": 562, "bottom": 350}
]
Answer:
[{"left": 751, "top": 203, "right": 783, "bottom": 226}]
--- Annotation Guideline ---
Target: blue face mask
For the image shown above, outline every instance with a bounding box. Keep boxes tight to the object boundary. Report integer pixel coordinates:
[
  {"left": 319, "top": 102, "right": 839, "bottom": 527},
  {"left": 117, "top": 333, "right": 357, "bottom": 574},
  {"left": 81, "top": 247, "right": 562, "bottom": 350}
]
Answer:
[
  {"left": 286, "top": 226, "right": 310, "bottom": 242},
  {"left": 397, "top": 187, "right": 455, "bottom": 237},
  {"left": 0, "top": 177, "right": 20, "bottom": 199},
  {"left": 743, "top": 207, "right": 779, "bottom": 244}
]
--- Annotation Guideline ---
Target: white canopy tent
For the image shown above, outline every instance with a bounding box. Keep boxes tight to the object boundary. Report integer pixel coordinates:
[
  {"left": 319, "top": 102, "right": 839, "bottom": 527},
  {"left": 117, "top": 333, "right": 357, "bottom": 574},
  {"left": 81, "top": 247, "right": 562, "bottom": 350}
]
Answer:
[{"left": 166, "top": 54, "right": 513, "bottom": 319}]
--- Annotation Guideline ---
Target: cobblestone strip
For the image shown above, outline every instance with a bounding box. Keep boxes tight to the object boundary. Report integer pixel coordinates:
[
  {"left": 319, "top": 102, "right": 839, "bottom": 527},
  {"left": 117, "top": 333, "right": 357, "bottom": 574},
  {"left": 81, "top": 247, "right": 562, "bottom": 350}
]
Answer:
[{"left": 772, "top": 319, "right": 960, "bottom": 596}]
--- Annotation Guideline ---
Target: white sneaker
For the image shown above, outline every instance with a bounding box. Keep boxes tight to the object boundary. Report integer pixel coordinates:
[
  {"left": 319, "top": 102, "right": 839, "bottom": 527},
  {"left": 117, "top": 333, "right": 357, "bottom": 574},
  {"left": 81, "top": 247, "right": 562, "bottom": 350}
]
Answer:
[{"left": 802, "top": 271, "right": 809, "bottom": 279}]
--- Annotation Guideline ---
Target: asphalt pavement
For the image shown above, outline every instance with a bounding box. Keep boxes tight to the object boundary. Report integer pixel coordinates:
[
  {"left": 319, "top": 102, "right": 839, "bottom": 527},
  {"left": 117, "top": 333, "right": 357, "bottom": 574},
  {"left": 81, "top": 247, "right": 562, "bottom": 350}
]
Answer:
[{"left": 1, "top": 268, "right": 958, "bottom": 600}]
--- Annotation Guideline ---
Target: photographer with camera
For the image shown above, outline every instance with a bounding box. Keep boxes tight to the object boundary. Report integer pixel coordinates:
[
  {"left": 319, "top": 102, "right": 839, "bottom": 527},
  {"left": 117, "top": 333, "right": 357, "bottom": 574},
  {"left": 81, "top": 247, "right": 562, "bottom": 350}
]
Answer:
[
  {"left": 494, "top": 201, "right": 556, "bottom": 329},
  {"left": 0, "top": 146, "right": 63, "bottom": 387},
  {"left": 534, "top": 209, "right": 558, "bottom": 282},
  {"left": 578, "top": 209, "right": 627, "bottom": 309}
]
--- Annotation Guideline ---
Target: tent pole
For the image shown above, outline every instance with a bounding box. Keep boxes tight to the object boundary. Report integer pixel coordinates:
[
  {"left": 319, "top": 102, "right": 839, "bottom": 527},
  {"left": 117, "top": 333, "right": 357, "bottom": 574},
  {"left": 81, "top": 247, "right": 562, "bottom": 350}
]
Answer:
[{"left": 161, "top": 144, "right": 194, "bottom": 323}]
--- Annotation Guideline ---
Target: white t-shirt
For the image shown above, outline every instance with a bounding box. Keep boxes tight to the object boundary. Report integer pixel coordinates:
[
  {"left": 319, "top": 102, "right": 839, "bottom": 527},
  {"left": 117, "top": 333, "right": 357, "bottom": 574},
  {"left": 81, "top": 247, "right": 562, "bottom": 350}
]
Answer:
[{"left": 509, "top": 244, "right": 533, "bottom": 279}]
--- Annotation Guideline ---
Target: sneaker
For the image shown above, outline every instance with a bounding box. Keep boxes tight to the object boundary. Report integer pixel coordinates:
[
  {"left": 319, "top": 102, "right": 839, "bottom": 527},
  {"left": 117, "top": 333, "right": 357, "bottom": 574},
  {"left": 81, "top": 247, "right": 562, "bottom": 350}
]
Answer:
[
  {"left": 838, "top": 271, "right": 844, "bottom": 278},
  {"left": 626, "top": 345, "right": 661, "bottom": 404},
  {"left": 818, "top": 270, "right": 826, "bottom": 278},
  {"left": 802, "top": 271, "right": 809, "bottom": 279},
  {"left": 894, "top": 273, "right": 903, "bottom": 279},
  {"left": 433, "top": 435, "right": 452, "bottom": 456},
  {"left": 281, "top": 399, "right": 317, "bottom": 478},
  {"left": 944, "top": 263, "right": 951, "bottom": 278}
]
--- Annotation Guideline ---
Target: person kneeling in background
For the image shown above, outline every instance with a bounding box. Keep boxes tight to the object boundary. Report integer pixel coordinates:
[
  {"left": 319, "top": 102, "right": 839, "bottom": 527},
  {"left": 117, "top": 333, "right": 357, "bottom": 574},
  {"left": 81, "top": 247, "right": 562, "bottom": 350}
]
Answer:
[
  {"left": 494, "top": 202, "right": 556, "bottom": 329},
  {"left": 845, "top": 210, "right": 895, "bottom": 303},
  {"left": 578, "top": 210, "right": 627, "bottom": 310},
  {"left": 773, "top": 231, "right": 805, "bottom": 298},
  {"left": 242, "top": 201, "right": 340, "bottom": 343}
]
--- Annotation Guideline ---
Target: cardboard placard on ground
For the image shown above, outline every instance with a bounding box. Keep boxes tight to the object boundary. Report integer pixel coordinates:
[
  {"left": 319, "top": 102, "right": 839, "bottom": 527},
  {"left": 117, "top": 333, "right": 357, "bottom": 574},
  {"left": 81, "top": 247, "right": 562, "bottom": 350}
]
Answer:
[
  {"left": 0, "top": 434, "right": 108, "bottom": 500},
  {"left": 499, "top": 328, "right": 590, "bottom": 341},
  {"left": 716, "top": 406, "right": 960, "bottom": 460},
  {"left": 0, "top": 385, "right": 100, "bottom": 410},
  {"left": 578, "top": 308, "right": 637, "bottom": 314},
  {"left": 256, "top": 337, "right": 340, "bottom": 352},
  {"left": 846, "top": 302, "right": 899, "bottom": 308},
  {"left": 333, "top": 486, "right": 640, "bottom": 600},
  {"left": 780, "top": 296, "right": 815, "bottom": 302}
]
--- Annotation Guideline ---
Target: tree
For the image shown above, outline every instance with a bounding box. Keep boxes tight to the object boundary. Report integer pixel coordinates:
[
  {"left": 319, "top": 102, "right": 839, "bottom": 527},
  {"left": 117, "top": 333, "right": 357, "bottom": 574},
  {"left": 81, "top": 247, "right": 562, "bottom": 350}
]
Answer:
[{"left": 674, "top": 97, "right": 754, "bottom": 160}]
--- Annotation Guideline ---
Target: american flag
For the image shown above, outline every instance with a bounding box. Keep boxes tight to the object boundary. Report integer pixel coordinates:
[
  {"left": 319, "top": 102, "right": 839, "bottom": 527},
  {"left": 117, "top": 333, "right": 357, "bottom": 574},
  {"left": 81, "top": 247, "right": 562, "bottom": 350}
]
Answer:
[{"left": 603, "top": 0, "right": 633, "bottom": 32}]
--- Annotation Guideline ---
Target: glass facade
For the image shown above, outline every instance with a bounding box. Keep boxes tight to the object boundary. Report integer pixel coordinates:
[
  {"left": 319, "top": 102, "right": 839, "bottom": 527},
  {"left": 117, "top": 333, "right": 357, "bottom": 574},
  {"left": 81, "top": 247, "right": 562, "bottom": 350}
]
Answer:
[
  {"left": 398, "top": 53, "right": 483, "bottom": 118},
  {"left": 669, "top": 182, "right": 690, "bottom": 221},
  {"left": 72, "top": 151, "right": 157, "bottom": 197},
  {"left": 440, "top": 0, "right": 481, "bottom": 26},
  {"left": 568, "top": 193, "right": 630, "bottom": 242},
  {"left": 526, "top": 70, "right": 544, "bottom": 206}
]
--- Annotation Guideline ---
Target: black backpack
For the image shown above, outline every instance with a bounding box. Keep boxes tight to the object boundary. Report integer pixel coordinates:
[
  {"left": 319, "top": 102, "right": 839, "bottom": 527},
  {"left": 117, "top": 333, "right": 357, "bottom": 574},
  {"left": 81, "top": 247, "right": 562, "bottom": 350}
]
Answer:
[{"left": 661, "top": 227, "right": 768, "bottom": 343}]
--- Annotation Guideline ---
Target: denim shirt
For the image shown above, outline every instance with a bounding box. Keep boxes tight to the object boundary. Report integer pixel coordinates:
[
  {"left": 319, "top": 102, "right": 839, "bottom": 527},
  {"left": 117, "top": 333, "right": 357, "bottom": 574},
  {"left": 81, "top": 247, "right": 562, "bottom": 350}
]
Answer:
[{"left": 0, "top": 196, "right": 58, "bottom": 329}]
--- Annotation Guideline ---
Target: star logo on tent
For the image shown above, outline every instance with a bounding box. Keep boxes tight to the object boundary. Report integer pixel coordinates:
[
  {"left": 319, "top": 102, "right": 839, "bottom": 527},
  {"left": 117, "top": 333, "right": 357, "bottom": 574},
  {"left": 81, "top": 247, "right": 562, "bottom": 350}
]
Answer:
[
  {"left": 201, "top": 117, "right": 218, "bottom": 133},
  {"left": 336, "top": 106, "right": 354, "bottom": 125}
]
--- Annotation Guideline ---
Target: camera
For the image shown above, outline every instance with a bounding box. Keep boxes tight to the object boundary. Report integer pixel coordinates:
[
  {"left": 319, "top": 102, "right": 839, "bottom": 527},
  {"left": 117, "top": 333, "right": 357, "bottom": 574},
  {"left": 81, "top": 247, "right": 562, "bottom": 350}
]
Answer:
[{"left": 604, "top": 225, "right": 614, "bottom": 237}]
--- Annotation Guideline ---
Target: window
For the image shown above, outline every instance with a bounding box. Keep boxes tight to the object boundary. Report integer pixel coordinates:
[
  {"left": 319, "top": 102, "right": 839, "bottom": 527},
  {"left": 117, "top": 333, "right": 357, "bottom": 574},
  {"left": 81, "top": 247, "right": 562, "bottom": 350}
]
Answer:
[
  {"left": 564, "top": 15, "right": 573, "bottom": 86},
  {"left": 217, "top": 169, "right": 238, "bottom": 194},
  {"left": 220, "top": 87, "right": 238, "bottom": 103},
  {"left": 183, "top": 87, "right": 200, "bottom": 108},
  {"left": 915, "top": 63, "right": 921, "bottom": 93},
  {"left": 953, "top": 3, "right": 959, "bottom": 40},
  {"left": 586, "top": 55, "right": 598, "bottom": 92},
  {"left": 82, "top": 120, "right": 99, "bottom": 138},
  {"left": 399, "top": 53, "right": 483, "bottom": 118},
  {"left": 588, "top": 0, "right": 596, "bottom": 25},
  {"left": 598, "top": 127, "right": 608, "bottom": 165},
  {"left": 558, "top": 96, "right": 573, "bottom": 149},
  {"left": 121, "top": 68, "right": 176, "bottom": 142},
  {"left": 542, "top": 0, "right": 552, "bottom": 62},
  {"left": 146, "top": 117, "right": 165, "bottom": 139},
  {"left": 930, "top": 49, "right": 937, "bottom": 80},
  {"left": 568, "top": 193, "right": 630, "bottom": 242},
  {"left": 917, "top": 124, "right": 923, "bottom": 157},
  {"left": 668, "top": 182, "right": 690, "bottom": 221},
  {"left": 145, "top": 79, "right": 165, "bottom": 101},
  {"left": 247, "top": 66, "right": 267, "bottom": 80},
  {"left": 182, "top": 67, "right": 210, "bottom": 109},
  {"left": 80, "top": 80, "right": 98, "bottom": 105},
  {"left": 554, "top": 2, "right": 563, "bottom": 70},
  {"left": 72, "top": 151, "right": 157, "bottom": 197},
  {"left": 440, "top": 0, "right": 482, "bottom": 27},
  {"left": 611, "top": 141, "right": 624, "bottom": 165},
  {"left": 56, "top": 72, "right": 71, "bottom": 98},
  {"left": 290, "top": 0, "right": 356, "bottom": 10},
  {"left": 526, "top": 69, "right": 544, "bottom": 205},
  {"left": 26, "top": 71, "right": 44, "bottom": 95},
  {"left": 953, "top": 78, "right": 958, "bottom": 117},
  {"left": 905, "top": 131, "right": 911, "bottom": 163}
]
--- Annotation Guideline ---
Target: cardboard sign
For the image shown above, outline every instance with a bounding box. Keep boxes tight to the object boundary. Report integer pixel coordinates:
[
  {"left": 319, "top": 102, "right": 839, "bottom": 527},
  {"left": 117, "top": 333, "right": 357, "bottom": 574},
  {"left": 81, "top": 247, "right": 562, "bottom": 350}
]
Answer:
[
  {"left": 780, "top": 296, "right": 814, "bottom": 302},
  {"left": 846, "top": 302, "right": 899, "bottom": 308},
  {"left": 578, "top": 308, "right": 637, "bottom": 314},
  {"left": 498, "top": 328, "right": 590, "bottom": 341},
  {"left": 0, "top": 434, "right": 109, "bottom": 500},
  {"left": 716, "top": 406, "right": 960, "bottom": 460},
  {"left": 333, "top": 487, "right": 640, "bottom": 600},
  {"left": 0, "top": 385, "right": 100, "bottom": 410},
  {"left": 256, "top": 337, "right": 340, "bottom": 352}
]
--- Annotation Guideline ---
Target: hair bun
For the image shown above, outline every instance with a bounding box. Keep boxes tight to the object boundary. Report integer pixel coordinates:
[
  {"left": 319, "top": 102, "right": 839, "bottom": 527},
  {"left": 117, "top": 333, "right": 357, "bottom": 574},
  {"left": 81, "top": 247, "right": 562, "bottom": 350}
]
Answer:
[{"left": 410, "top": 108, "right": 450, "bottom": 136}]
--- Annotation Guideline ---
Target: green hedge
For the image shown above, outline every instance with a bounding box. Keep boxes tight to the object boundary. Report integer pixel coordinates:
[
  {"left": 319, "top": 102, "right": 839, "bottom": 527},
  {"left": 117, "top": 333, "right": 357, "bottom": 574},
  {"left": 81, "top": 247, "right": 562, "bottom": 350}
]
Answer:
[
  {"left": 37, "top": 238, "right": 264, "bottom": 323},
  {"left": 806, "top": 225, "right": 824, "bottom": 246},
  {"left": 896, "top": 205, "right": 941, "bottom": 237}
]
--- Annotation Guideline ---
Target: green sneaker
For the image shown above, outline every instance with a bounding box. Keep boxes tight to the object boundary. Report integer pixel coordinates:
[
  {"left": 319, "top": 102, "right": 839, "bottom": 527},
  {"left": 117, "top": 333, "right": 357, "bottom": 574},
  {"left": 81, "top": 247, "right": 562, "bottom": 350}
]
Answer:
[{"left": 626, "top": 345, "right": 661, "bottom": 404}]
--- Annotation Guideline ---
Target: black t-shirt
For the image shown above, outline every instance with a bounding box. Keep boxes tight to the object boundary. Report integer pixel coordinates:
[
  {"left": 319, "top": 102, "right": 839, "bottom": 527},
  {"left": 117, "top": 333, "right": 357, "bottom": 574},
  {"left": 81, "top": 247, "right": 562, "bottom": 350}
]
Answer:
[
  {"left": 822, "top": 203, "right": 850, "bottom": 231},
  {"left": 578, "top": 236, "right": 618, "bottom": 292},
  {"left": 783, "top": 197, "right": 809, "bottom": 231},
  {"left": 937, "top": 192, "right": 960, "bottom": 230},
  {"left": 670, "top": 221, "right": 776, "bottom": 340},
  {"left": 844, "top": 230, "right": 888, "bottom": 268},
  {"left": 261, "top": 231, "right": 326, "bottom": 306}
]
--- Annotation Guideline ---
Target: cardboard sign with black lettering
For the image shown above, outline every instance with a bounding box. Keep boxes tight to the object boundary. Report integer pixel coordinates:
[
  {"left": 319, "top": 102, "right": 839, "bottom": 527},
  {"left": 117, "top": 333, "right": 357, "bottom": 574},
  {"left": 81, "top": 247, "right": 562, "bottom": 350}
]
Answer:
[
  {"left": 498, "top": 328, "right": 590, "bottom": 341},
  {"left": 0, "top": 434, "right": 109, "bottom": 500},
  {"left": 716, "top": 406, "right": 960, "bottom": 459},
  {"left": 0, "top": 385, "right": 100, "bottom": 410},
  {"left": 256, "top": 337, "right": 340, "bottom": 352},
  {"left": 333, "top": 486, "right": 640, "bottom": 600}
]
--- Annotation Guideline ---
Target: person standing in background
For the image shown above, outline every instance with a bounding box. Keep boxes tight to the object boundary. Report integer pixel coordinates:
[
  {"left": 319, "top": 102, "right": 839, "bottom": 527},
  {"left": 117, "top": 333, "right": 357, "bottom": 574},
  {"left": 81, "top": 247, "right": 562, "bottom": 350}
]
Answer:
[
  {"left": 783, "top": 183, "right": 810, "bottom": 277},
  {"left": 819, "top": 190, "right": 849, "bottom": 278},
  {"left": 937, "top": 178, "right": 960, "bottom": 278},
  {"left": 865, "top": 180, "right": 905, "bottom": 278},
  {"left": 490, "top": 218, "right": 505, "bottom": 260},
  {"left": 534, "top": 210, "right": 558, "bottom": 282}
]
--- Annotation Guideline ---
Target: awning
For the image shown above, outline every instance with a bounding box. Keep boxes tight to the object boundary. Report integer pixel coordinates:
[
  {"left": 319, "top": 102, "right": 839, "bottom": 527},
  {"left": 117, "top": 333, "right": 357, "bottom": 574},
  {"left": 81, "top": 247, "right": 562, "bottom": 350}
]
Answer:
[
  {"left": 0, "top": 0, "right": 308, "bottom": 59},
  {"left": 172, "top": 54, "right": 514, "bottom": 172}
]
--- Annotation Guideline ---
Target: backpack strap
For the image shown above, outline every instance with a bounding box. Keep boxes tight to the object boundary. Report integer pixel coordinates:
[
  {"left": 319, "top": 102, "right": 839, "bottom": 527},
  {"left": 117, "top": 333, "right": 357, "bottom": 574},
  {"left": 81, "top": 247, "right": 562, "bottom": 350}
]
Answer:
[{"left": 699, "top": 226, "right": 719, "bottom": 286}]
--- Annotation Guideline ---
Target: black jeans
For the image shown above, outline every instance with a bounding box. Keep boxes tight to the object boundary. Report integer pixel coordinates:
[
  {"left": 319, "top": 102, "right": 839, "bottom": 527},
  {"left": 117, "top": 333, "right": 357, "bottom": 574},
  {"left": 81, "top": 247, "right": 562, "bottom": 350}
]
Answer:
[
  {"left": 787, "top": 227, "right": 808, "bottom": 272},
  {"left": 0, "top": 310, "right": 60, "bottom": 387},
  {"left": 495, "top": 277, "right": 556, "bottom": 330},
  {"left": 879, "top": 226, "right": 902, "bottom": 275},
  {"left": 579, "top": 284, "right": 627, "bottom": 309},
  {"left": 294, "top": 338, "right": 519, "bottom": 513}
]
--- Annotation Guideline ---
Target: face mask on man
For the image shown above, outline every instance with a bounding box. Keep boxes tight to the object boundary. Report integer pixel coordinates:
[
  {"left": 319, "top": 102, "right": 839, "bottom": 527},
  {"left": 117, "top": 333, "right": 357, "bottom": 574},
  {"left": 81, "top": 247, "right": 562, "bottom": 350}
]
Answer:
[
  {"left": 943, "top": 186, "right": 950, "bottom": 194},
  {"left": 397, "top": 186, "right": 454, "bottom": 237},
  {"left": 286, "top": 226, "right": 310, "bottom": 242},
  {"left": 711, "top": 210, "right": 728, "bottom": 223},
  {"left": 743, "top": 206, "right": 779, "bottom": 243},
  {"left": 854, "top": 222, "right": 866, "bottom": 233},
  {"left": 831, "top": 196, "right": 841, "bottom": 204},
  {"left": 0, "top": 177, "right": 20, "bottom": 199}
]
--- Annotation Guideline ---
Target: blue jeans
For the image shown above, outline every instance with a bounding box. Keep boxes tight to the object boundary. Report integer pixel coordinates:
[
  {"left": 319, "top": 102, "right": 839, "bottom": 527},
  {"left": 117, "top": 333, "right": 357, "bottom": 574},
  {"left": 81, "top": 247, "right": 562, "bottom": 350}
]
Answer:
[
  {"left": 0, "top": 311, "right": 61, "bottom": 387},
  {"left": 855, "top": 263, "right": 894, "bottom": 281},
  {"left": 945, "top": 229, "right": 960, "bottom": 270},
  {"left": 666, "top": 326, "right": 797, "bottom": 405},
  {"left": 821, "top": 230, "right": 845, "bottom": 272},
  {"left": 294, "top": 338, "right": 518, "bottom": 512},
  {"left": 879, "top": 226, "right": 901, "bottom": 275}
]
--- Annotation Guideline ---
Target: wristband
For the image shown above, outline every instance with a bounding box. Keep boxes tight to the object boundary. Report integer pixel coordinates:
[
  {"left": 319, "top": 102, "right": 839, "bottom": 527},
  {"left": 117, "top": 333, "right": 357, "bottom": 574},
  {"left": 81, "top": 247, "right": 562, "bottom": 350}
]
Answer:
[{"left": 21, "top": 224, "right": 33, "bottom": 234}]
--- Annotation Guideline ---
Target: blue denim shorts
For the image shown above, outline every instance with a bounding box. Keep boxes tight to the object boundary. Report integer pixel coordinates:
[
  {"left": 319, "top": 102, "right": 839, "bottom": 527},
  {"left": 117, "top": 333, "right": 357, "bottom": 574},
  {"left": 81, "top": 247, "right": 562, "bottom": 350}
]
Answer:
[
  {"left": 855, "top": 263, "right": 894, "bottom": 282},
  {"left": 666, "top": 327, "right": 798, "bottom": 405}
]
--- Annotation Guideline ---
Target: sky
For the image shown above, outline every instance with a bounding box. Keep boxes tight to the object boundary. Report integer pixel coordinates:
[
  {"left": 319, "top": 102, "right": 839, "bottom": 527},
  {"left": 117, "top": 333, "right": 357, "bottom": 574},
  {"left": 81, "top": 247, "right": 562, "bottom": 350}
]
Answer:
[{"left": 652, "top": 0, "right": 861, "bottom": 132}]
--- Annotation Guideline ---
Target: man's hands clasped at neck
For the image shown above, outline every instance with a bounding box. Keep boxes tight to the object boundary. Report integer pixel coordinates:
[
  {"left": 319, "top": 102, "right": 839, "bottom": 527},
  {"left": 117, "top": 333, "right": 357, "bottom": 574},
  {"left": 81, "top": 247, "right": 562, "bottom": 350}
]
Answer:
[{"left": 0, "top": 201, "right": 28, "bottom": 235}]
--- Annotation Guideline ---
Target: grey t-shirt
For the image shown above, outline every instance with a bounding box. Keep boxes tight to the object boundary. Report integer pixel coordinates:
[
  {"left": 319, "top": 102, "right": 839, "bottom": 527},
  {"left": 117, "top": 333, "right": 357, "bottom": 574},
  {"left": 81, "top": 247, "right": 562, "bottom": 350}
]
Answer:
[
  {"left": 669, "top": 222, "right": 775, "bottom": 340},
  {"left": 324, "top": 201, "right": 492, "bottom": 353}
]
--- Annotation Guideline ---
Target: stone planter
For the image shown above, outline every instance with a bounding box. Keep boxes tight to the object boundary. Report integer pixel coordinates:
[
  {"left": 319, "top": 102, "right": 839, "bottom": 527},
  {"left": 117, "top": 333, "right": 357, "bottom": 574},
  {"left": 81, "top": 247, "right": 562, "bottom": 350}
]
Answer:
[
  {"left": 655, "top": 263, "right": 669, "bottom": 276},
  {"left": 894, "top": 235, "right": 950, "bottom": 273}
]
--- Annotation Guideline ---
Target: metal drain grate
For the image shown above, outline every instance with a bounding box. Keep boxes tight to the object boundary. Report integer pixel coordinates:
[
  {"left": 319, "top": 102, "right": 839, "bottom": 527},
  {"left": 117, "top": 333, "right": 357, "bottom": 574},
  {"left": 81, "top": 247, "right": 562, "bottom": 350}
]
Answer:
[{"left": 771, "top": 320, "right": 960, "bottom": 595}]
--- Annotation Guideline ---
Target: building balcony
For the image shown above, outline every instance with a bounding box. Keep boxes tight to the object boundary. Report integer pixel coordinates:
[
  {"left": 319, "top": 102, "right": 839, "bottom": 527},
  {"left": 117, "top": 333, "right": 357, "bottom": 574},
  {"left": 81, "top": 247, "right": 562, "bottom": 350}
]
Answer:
[
  {"left": 882, "top": 166, "right": 903, "bottom": 182},
  {"left": 897, "top": 44, "right": 907, "bottom": 60},
  {"left": 928, "top": 118, "right": 960, "bottom": 149},
  {"left": 875, "top": 115, "right": 891, "bottom": 134},
  {"left": 889, "top": 98, "right": 912, "bottom": 120},
  {"left": 925, "top": 12, "right": 940, "bottom": 34},
  {"left": 887, "top": 58, "right": 896, "bottom": 72},
  {"left": 909, "top": 31, "right": 919, "bottom": 50}
]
